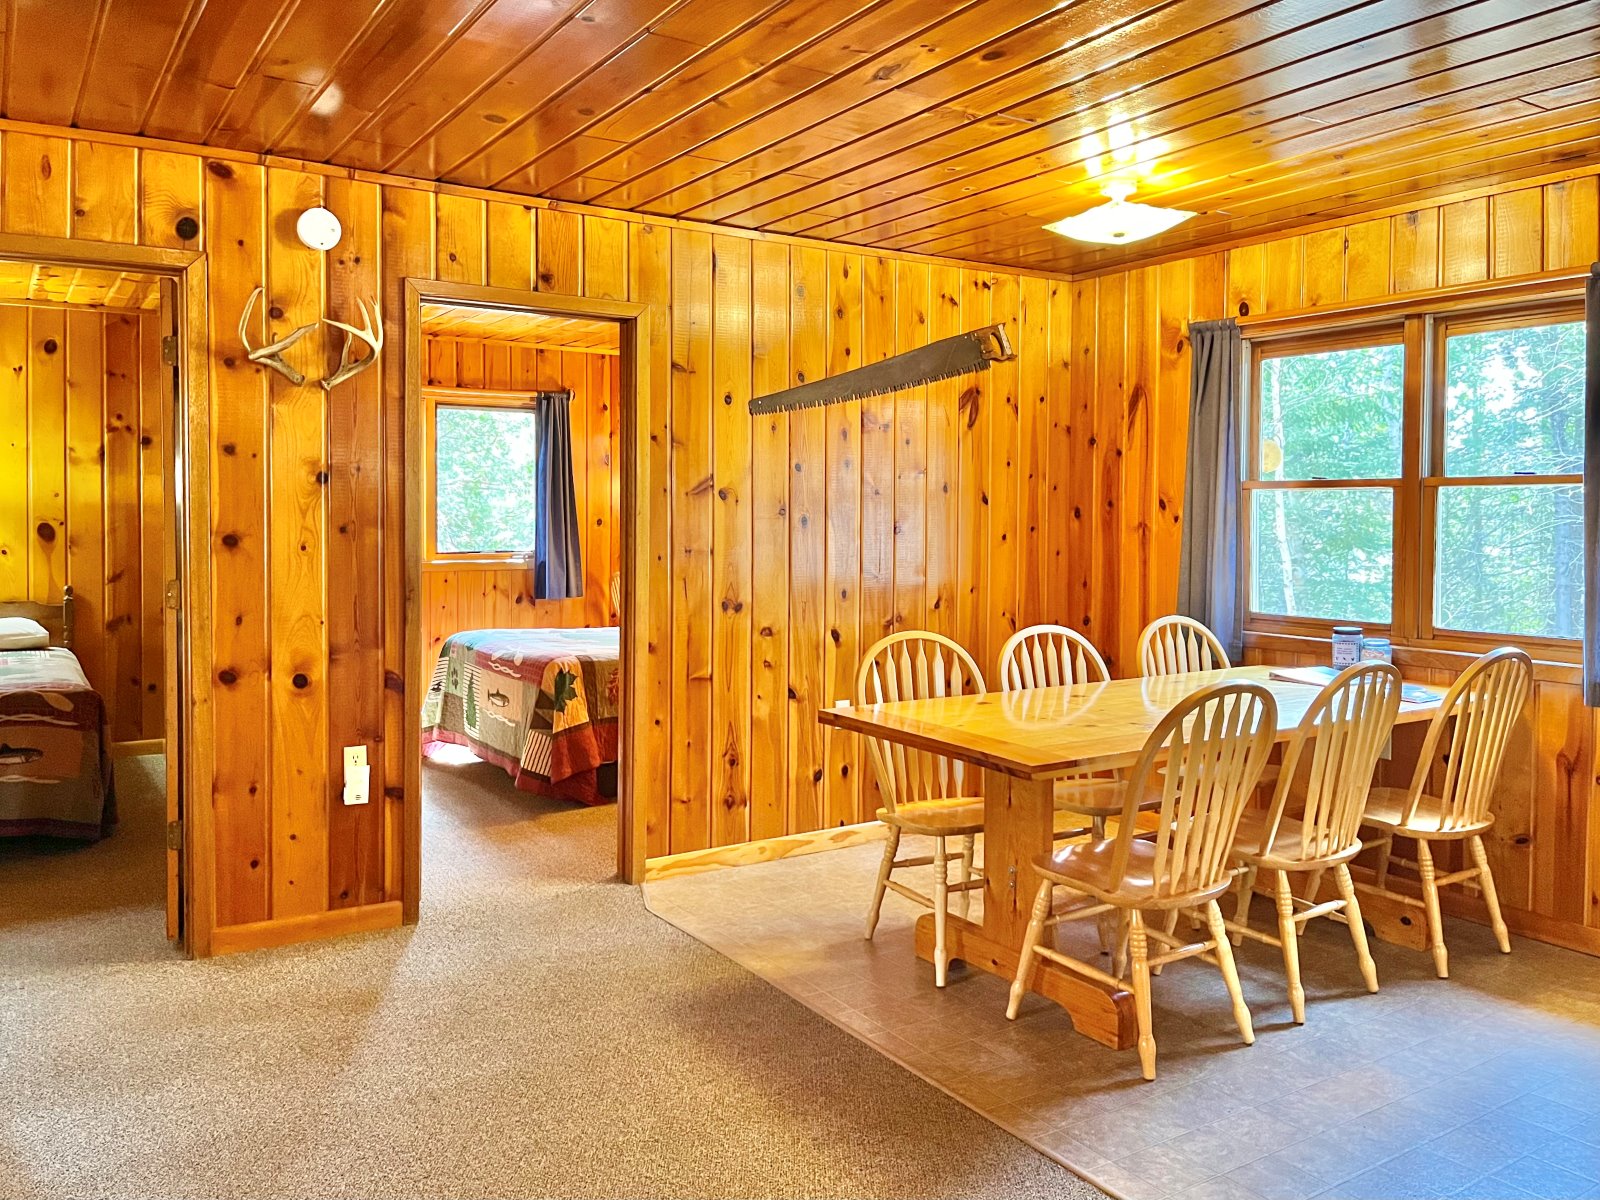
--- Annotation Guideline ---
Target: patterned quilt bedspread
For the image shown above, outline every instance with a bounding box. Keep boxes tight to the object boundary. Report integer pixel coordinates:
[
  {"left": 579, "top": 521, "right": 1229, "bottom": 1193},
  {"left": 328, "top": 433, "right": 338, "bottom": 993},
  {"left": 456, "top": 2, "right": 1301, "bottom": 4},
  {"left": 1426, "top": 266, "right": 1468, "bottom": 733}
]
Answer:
[
  {"left": 0, "top": 648, "right": 116, "bottom": 839},
  {"left": 421, "top": 627, "right": 620, "bottom": 804}
]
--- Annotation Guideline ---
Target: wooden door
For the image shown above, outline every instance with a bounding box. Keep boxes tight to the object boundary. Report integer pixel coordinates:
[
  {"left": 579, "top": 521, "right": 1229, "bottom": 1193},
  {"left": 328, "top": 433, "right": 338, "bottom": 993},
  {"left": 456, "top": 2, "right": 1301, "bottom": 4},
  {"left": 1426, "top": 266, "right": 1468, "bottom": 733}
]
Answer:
[{"left": 159, "top": 277, "right": 184, "bottom": 947}]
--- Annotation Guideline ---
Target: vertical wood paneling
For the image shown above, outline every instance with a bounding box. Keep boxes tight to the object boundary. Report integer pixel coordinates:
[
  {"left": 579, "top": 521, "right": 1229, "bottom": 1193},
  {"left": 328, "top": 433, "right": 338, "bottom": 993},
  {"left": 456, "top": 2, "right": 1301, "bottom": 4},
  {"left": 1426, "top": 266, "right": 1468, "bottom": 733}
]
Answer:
[
  {"left": 27, "top": 309, "right": 67, "bottom": 603},
  {"left": 1072, "top": 179, "right": 1600, "bottom": 957},
  {"left": 206, "top": 158, "right": 271, "bottom": 928},
  {"left": 670, "top": 229, "right": 713, "bottom": 852},
  {"left": 628, "top": 221, "right": 672, "bottom": 858},
  {"left": 26, "top": 126, "right": 1599, "bottom": 961},
  {"left": 0, "top": 303, "right": 161, "bottom": 738},
  {"left": 823, "top": 251, "right": 861, "bottom": 827},
  {"left": 786, "top": 246, "right": 827, "bottom": 836},
  {"left": 102, "top": 314, "right": 142, "bottom": 741},
  {"left": 710, "top": 234, "right": 751, "bottom": 846},
  {"left": 326, "top": 175, "right": 385, "bottom": 910},
  {"left": 749, "top": 241, "right": 789, "bottom": 844},
  {"left": 265, "top": 166, "right": 329, "bottom": 919}
]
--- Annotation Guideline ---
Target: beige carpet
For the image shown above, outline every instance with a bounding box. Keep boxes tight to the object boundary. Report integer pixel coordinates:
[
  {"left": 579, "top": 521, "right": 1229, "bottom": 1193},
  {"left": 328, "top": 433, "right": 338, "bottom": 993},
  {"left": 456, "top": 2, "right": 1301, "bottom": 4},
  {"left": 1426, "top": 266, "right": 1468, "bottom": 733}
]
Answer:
[{"left": 0, "top": 755, "right": 1104, "bottom": 1200}]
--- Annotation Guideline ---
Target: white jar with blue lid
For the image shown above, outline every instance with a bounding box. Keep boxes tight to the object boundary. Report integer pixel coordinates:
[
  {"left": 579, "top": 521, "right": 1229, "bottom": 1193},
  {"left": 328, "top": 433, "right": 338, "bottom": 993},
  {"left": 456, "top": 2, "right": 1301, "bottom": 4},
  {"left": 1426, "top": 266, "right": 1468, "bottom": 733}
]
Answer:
[{"left": 1331, "top": 625, "right": 1363, "bottom": 666}]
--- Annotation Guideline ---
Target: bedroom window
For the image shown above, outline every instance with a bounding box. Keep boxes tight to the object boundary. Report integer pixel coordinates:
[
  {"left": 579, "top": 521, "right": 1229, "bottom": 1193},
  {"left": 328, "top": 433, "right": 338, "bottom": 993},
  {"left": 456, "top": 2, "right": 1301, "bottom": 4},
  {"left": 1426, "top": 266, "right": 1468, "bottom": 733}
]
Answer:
[{"left": 427, "top": 394, "right": 540, "bottom": 560}]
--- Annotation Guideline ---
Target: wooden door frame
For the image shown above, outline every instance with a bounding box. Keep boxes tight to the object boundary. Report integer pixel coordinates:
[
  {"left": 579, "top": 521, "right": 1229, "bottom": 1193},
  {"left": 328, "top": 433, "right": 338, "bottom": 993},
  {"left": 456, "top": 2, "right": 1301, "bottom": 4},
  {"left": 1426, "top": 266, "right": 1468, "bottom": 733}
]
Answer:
[
  {"left": 0, "top": 231, "right": 212, "bottom": 956},
  {"left": 401, "top": 278, "right": 651, "bottom": 920}
]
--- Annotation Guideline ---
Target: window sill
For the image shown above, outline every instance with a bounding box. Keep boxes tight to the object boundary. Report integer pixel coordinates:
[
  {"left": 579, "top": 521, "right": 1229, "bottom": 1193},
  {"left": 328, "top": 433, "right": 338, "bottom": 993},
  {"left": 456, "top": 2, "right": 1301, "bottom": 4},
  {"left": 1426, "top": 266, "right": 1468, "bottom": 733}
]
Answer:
[
  {"left": 1242, "top": 628, "right": 1581, "bottom": 685},
  {"left": 423, "top": 557, "right": 532, "bottom": 570}
]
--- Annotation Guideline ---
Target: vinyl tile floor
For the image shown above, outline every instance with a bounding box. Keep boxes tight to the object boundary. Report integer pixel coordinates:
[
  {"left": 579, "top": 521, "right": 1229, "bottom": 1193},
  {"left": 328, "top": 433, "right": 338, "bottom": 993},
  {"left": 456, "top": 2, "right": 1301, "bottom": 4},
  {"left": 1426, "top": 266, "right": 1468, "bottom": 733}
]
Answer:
[{"left": 644, "top": 837, "right": 1600, "bottom": 1200}]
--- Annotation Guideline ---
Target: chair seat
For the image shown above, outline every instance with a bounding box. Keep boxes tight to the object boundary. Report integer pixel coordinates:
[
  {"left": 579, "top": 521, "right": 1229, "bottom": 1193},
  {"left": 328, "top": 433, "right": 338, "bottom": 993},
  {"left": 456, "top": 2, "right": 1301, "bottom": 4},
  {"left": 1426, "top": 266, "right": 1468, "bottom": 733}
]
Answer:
[
  {"left": 879, "top": 797, "right": 985, "bottom": 836},
  {"left": 1033, "top": 837, "right": 1232, "bottom": 909},
  {"left": 1361, "top": 787, "right": 1492, "bottom": 840},
  {"left": 1231, "top": 810, "right": 1361, "bottom": 870},
  {"left": 1053, "top": 778, "right": 1130, "bottom": 817}
]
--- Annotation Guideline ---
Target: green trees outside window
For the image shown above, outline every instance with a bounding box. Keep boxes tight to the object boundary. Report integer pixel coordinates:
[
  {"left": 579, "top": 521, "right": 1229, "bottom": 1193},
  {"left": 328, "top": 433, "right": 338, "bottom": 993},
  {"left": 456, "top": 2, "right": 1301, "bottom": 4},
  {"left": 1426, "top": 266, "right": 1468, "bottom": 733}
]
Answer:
[
  {"left": 434, "top": 405, "right": 540, "bottom": 555},
  {"left": 1246, "top": 309, "right": 1584, "bottom": 644}
]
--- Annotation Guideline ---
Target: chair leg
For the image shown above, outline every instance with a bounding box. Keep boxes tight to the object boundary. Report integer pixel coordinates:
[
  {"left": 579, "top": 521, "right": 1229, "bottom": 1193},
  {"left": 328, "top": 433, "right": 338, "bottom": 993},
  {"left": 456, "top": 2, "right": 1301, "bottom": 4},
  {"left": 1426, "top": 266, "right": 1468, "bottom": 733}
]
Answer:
[
  {"left": 1334, "top": 863, "right": 1379, "bottom": 994},
  {"left": 1416, "top": 840, "right": 1448, "bottom": 979},
  {"left": 864, "top": 826, "right": 900, "bottom": 940},
  {"left": 1206, "top": 900, "right": 1255, "bottom": 1047},
  {"left": 957, "top": 833, "right": 976, "bottom": 920},
  {"left": 1111, "top": 909, "right": 1131, "bottom": 980},
  {"left": 1152, "top": 909, "right": 1179, "bottom": 976},
  {"left": 1232, "top": 864, "right": 1258, "bottom": 947},
  {"left": 1274, "top": 871, "right": 1305, "bottom": 1025},
  {"left": 1007, "top": 880, "right": 1053, "bottom": 1020},
  {"left": 1128, "top": 911, "right": 1156, "bottom": 1081},
  {"left": 933, "top": 836, "right": 950, "bottom": 987},
  {"left": 1373, "top": 833, "right": 1393, "bottom": 890},
  {"left": 1469, "top": 835, "right": 1511, "bottom": 954}
]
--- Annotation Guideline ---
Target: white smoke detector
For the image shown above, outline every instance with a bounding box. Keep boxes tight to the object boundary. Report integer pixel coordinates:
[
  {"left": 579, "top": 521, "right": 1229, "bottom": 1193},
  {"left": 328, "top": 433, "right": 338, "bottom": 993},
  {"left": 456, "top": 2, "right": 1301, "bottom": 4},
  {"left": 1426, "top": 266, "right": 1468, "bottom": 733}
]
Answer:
[{"left": 296, "top": 206, "right": 343, "bottom": 252}]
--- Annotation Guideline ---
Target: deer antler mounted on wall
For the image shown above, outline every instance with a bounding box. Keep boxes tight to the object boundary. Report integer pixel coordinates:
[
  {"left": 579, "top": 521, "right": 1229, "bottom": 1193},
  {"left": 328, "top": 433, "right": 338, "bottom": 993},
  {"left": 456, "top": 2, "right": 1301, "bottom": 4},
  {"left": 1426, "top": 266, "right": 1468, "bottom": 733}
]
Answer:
[
  {"left": 238, "top": 286, "right": 317, "bottom": 385},
  {"left": 236, "top": 287, "right": 383, "bottom": 390},
  {"left": 321, "top": 298, "right": 383, "bottom": 392}
]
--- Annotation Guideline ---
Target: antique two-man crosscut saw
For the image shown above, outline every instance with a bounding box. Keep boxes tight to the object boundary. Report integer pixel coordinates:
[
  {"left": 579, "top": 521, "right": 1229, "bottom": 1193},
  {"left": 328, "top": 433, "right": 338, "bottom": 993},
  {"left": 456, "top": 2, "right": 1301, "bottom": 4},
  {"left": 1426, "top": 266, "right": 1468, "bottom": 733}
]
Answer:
[{"left": 746, "top": 324, "right": 1015, "bottom": 415}]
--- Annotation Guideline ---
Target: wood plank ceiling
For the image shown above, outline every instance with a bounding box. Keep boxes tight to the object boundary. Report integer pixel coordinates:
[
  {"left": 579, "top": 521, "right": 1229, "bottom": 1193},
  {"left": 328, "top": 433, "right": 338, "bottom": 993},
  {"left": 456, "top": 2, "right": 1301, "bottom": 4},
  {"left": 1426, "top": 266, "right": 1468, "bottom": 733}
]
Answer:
[
  {"left": 0, "top": 261, "right": 161, "bottom": 308},
  {"left": 420, "top": 302, "right": 620, "bottom": 353},
  {"left": 4, "top": 0, "right": 1598, "bottom": 274}
]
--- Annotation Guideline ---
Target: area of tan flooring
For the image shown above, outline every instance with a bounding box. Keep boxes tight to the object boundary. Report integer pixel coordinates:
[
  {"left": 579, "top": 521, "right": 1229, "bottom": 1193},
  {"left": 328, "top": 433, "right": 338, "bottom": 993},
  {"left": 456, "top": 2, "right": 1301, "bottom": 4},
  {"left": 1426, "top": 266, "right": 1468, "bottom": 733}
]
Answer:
[
  {"left": 644, "top": 835, "right": 1600, "bottom": 1200},
  {"left": 1, "top": 757, "right": 1102, "bottom": 1200}
]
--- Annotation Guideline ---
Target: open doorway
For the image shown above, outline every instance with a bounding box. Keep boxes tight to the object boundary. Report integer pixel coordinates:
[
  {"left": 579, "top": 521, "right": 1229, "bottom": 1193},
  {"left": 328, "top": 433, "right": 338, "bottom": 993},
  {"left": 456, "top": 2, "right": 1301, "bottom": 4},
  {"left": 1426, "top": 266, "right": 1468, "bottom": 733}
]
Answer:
[
  {"left": 0, "top": 251, "right": 198, "bottom": 953},
  {"left": 403, "top": 280, "right": 649, "bottom": 921}
]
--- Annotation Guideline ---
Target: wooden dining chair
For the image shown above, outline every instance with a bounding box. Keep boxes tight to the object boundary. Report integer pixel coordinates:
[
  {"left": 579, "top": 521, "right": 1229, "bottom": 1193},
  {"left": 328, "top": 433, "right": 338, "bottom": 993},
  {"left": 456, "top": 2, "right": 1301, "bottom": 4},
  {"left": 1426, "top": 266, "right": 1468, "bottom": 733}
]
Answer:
[
  {"left": 1229, "top": 662, "right": 1403, "bottom": 1023},
  {"left": 1358, "top": 647, "right": 1532, "bottom": 979},
  {"left": 1006, "top": 680, "right": 1278, "bottom": 1081},
  {"left": 1138, "top": 615, "right": 1231, "bottom": 677},
  {"left": 997, "top": 625, "right": 1125, "bottom": 842},
  {"left": 858, "top": 631, "right": 988, "bottom": 987}
]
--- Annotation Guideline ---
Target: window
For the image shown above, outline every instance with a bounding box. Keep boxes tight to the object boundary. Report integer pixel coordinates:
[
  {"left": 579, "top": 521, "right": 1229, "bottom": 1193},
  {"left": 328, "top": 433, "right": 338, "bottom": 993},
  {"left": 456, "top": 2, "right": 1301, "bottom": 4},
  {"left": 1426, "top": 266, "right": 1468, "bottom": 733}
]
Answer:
[
  {"left": 1244, "top": 300, "right": 1584, "bottom": 652},
  {"left": 427, "top": 395, "right": 539, "bottom": 560}
]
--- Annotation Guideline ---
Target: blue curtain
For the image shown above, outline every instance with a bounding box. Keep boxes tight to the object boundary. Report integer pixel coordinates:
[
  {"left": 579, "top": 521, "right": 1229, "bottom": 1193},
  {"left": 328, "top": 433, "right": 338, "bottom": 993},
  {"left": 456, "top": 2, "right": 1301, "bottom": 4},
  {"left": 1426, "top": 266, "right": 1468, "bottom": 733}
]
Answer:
[
  {"left": 1176, "top": 319, "right": 1244, "bottom": 659},
  {"left": 1585, "top": 265, "right": 1599, "bottom": 705},
  {"left": 533, "top": 389, "right": 583, "bottom": 600}
]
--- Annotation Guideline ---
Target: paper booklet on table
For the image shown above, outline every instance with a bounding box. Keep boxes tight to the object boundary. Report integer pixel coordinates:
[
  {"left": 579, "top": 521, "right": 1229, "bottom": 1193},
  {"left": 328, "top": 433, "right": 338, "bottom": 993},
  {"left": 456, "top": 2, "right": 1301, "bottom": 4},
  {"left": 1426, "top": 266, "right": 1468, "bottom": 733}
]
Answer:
[{"left": 1267, "top": 664, "right": 1441, "bottom": 706}]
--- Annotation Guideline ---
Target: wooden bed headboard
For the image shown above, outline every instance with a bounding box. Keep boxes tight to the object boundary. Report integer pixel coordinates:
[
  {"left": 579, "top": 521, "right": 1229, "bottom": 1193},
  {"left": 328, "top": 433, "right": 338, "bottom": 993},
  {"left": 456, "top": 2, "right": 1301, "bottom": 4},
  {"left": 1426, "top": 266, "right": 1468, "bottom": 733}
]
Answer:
[{"left": 0, "top": 585, "right": 73, "bottom": 648}]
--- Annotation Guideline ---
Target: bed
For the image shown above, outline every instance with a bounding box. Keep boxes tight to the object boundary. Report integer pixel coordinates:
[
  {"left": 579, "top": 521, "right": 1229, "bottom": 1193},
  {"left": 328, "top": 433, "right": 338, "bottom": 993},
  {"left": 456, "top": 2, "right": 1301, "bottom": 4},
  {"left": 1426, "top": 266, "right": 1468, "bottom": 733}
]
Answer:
[
  {"left": 422, "top": 626, "right": 620, "bottom": 805},
  {"left": 0, "top": 587, "right": 117, "bottom": 840}
]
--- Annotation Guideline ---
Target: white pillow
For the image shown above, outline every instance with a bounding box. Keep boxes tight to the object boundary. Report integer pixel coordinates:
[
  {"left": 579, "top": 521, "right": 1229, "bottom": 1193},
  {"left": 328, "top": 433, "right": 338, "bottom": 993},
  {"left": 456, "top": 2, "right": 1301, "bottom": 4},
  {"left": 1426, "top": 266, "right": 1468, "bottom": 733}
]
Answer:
[{"left": 0, "top": 617, "right": 49, "bottom": 649}]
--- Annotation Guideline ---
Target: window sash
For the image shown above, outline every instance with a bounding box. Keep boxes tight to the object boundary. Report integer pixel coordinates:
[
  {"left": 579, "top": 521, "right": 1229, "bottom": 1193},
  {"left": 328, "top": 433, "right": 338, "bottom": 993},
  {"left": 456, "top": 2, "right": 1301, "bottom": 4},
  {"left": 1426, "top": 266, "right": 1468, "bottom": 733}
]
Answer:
[
  {"left": 1241, "top": 297, "right": 1584, "bottom": 657},
  {"left": 424, "top": 388, "right": 542, "bottom": 564}
]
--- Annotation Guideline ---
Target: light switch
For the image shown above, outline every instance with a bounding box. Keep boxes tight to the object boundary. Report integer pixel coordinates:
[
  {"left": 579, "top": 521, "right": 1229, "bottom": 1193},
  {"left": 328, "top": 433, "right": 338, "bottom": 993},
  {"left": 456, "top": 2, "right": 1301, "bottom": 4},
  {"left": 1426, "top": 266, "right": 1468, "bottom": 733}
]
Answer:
[{"left": 343, "top": 745, "right": 369, "bottom": 806}]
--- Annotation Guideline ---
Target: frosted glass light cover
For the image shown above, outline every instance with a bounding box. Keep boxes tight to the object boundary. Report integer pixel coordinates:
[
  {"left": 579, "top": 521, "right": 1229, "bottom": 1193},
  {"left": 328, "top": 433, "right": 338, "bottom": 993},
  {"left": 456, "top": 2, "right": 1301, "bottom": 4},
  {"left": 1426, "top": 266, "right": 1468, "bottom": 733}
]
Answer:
[{"left": 1044, "top": 195, "right": 1194, "bottom": 245}]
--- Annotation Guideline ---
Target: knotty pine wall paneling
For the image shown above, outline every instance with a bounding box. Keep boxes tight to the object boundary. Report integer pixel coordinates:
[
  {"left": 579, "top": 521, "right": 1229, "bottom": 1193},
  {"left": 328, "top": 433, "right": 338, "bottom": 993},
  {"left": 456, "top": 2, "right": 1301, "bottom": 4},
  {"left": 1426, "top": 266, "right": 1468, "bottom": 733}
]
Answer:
[
  {"left": 0, "top": 126, "right": 1076, "bottom": 952},
  {"left": 1069, "top": 172, "right": 1600, "bottom": 955},
  {"left": 0, "top": 301, "right": 165, "bottom": 742},
  {"left": 420, "top": 334, "right": 621, "bottom": 680}
]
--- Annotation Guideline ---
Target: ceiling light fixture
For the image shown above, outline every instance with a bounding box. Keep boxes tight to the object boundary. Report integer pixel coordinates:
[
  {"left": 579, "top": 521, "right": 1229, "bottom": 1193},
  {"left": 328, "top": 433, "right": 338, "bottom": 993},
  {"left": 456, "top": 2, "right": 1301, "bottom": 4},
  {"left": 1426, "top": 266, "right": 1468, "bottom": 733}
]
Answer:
[{"left": 1044, "top": 181, "right": 1194, "bottom": 245}]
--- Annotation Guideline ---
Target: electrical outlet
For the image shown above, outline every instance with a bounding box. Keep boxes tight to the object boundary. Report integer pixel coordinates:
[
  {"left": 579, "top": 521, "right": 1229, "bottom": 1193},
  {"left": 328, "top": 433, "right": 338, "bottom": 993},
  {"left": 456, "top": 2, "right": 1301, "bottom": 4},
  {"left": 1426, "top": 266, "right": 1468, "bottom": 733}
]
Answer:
[{"left": 343, "top": 745, "right": 370, "bottom": 806}]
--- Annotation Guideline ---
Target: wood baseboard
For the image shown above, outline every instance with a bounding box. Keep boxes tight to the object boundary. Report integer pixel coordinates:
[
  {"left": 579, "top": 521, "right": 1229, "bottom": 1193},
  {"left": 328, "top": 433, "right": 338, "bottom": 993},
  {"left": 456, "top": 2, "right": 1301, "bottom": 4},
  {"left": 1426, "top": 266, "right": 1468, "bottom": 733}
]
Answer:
[
  {"left": 207, "top": 901, "right": 403, "bottom": 957},
  {"left": 110, "top": 738, "right": 165, "bottom": 758},
  {"left": 644, "top": 822, "right": 884, "bottom": 882}
]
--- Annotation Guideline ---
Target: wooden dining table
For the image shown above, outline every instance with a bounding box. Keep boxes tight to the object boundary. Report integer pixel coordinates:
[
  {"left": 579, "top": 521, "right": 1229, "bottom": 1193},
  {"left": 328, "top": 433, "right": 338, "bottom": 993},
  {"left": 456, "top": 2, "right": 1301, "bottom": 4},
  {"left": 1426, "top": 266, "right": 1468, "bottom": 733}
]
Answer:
[{"left": 818, "top": 664, "right": 1445, "bottom": 1051}]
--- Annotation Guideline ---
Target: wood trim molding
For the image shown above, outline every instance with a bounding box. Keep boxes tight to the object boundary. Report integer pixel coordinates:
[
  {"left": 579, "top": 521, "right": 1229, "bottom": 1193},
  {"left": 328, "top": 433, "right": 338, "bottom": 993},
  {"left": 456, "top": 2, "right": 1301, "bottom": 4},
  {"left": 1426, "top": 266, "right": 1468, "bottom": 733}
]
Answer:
[
  {"left": 1242, "top": 629, "right": 1582, "bottom": 684},
  {"left": 111, "top": 738, "right": 166, "bottom": 758},
  {"left": 0, "top": 230, "right": 212, "bottom": 958},
  {"left": 643, "top": 821, "right": 885, "bottom": 882},
  {"left": 1238, "top": 268, "right": 1589, "bottom": 337},
  {"left": 209, "top": 901, "right": 403, "bottom": 956},
  {"left": 402, "top": 277, "right": 651, "bottom": 922}
]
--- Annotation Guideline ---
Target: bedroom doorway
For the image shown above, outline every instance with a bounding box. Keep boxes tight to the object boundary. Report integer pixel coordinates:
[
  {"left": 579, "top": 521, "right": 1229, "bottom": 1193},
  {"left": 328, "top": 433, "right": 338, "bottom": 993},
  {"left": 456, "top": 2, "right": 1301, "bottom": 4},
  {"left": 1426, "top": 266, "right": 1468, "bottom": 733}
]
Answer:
[
  {"left": 0, "top": 235, "right": 209, "bottom": 955},
  {"left": 402, "top": 280, "right": 651, "bottom": 922}
]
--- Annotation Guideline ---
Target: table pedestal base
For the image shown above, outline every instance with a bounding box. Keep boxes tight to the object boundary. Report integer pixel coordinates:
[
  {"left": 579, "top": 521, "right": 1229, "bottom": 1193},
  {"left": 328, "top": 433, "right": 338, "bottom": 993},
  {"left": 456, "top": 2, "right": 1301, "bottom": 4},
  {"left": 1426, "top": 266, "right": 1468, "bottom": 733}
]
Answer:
[{"left": 913, "top": 912, "right": 1137, "bottom": 1050}]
